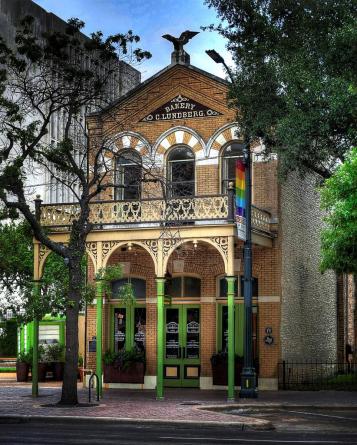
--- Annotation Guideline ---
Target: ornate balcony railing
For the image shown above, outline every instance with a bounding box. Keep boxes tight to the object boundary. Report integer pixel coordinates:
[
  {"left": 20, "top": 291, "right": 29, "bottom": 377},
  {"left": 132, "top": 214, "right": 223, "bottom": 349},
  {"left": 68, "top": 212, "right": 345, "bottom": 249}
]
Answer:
[{"left": 39, "top": 195, "right": 272, "bottom": 234}]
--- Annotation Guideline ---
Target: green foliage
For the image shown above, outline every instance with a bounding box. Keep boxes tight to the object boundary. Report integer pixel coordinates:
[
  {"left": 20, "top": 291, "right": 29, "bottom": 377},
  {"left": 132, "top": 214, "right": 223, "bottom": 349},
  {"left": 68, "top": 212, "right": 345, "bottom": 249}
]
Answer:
[
  {"left": 17, "top": 350, "right": 32, "bottom": 364},
  {"left": 320, "top": 148, "right": 357, "bottom": 273},
  {"left": 46, "top": 343, "right": 65, "bottom": 363},
  {"left": 103, "top": 348, "right": 145, "bottom": 370},
  {"left": 205, "top": 0, "right": 357, "bottom": 179},
  {"left": 0, "top": 321, "right": 17, "bottom": 357},
  {"left": 95, "top": 264, "right": 135, "bottom": 305},
  {"left": 78, "top": 354, "right": 84, "bottom": 367}
]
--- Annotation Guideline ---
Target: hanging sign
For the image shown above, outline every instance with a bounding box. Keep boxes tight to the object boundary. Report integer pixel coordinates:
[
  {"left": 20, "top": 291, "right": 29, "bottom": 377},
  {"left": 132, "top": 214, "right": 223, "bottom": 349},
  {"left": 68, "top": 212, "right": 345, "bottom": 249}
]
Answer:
[
  {"left": 236, "top": 159, "right": 246, "bottom": 241},
  {"left": 140, "top": 95, "right": 222, "bottom": 122}
]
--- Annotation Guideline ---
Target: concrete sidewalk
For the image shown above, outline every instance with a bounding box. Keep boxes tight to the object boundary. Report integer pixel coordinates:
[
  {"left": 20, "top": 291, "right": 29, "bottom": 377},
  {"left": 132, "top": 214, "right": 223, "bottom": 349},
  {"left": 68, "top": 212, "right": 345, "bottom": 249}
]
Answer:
[{"left": 0, "top": 385, "right": 356, "bottom": 430}]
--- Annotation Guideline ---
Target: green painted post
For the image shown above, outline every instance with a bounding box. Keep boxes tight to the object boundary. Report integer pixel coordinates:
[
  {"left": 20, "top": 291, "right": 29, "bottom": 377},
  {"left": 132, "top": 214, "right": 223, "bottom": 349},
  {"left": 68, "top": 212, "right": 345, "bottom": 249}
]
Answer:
[
  {"left": 226, "top": 276, "right": 236, "bottom": 401},
  {"left": 96, "top": 280, "right": 103, "bottom": 396},
  {"left": 32, "top": 281, "right": 41, "bottom": 398},
  {"left": 156, "top": 278, "right": 165, "bottom": 400}
]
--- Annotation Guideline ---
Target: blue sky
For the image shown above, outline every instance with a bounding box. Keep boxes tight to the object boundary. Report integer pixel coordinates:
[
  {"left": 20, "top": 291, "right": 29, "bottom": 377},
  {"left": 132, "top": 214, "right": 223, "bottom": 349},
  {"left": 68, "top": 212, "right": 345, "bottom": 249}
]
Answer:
[{"left": 34, "top": 0, "right": 232, "bottom": 80}]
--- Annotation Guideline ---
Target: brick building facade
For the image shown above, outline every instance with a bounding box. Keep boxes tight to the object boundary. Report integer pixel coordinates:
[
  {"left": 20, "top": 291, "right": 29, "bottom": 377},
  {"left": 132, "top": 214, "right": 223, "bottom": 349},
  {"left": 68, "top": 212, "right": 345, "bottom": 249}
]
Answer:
[{"left": 36, "top": 45, "right": 352, "bottom": 395}]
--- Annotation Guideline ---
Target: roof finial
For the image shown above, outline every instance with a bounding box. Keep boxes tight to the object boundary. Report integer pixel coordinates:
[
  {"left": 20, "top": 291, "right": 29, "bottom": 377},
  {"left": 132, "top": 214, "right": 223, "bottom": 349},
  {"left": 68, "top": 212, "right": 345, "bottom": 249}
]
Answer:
[{"left": 162, "top": 30, "right": 199, "bottom": 65}]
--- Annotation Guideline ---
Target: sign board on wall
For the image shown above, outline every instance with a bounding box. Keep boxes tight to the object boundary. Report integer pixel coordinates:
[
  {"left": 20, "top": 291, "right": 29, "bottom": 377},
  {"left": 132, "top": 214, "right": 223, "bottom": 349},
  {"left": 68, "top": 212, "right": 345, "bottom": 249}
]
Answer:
[{"left": 140, "top": 95, "right": 222, "bottom": 122}]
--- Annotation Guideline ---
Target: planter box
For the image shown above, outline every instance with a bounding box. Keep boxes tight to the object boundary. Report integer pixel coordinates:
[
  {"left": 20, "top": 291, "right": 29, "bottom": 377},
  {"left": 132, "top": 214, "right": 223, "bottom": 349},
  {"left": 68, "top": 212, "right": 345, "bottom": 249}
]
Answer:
[
  {"left": 211, "top": 359, "right": 243, "bottom": 386},
  {"left": 104, "top": 362, "right": 145, "bottom": 384},
  {"left": 38, "top": 363, "right": 48, "bottom": 382},
  {"left": 211, "top": 357, "right": 259, "bottom": 386},
  {"left": 16, "top": 362, "right": 29, "bottom": 382}
]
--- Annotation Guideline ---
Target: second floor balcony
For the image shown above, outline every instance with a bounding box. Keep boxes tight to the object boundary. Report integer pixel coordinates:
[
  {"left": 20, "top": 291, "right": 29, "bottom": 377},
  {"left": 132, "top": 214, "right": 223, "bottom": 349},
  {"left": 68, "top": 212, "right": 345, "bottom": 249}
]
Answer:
[{"left": 39, "top": 194, "right": 274, "bottom": 237}]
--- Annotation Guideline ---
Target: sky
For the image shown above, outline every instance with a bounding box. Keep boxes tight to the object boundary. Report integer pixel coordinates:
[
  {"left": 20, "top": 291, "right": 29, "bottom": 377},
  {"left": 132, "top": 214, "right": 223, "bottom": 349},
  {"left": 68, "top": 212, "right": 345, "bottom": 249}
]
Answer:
[{"left": 34, "top": 0, "right": 232, "bottom": 81}]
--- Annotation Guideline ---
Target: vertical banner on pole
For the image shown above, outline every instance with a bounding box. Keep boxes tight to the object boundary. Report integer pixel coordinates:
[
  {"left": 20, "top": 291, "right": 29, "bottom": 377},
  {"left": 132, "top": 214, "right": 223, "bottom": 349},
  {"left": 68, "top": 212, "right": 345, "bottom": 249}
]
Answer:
[{"left": 235, "top": 159, "right": 246, "bottom": 241}]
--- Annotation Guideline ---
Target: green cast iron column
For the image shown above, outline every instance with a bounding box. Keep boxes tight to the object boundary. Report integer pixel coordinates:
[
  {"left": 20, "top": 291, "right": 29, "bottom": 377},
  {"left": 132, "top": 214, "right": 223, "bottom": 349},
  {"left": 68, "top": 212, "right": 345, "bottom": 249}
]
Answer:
[
  {"left": 156, "top": 278, "right": 165, "bottom": 400},
  {"left": 96, "top": 279, "right": 103, "bottom": 396},
  {"left": 226, "top": 276, "right": 236, "bottom": 401},
  {"left": 32, "top": 280, "right": 41, "bottom": 397}
]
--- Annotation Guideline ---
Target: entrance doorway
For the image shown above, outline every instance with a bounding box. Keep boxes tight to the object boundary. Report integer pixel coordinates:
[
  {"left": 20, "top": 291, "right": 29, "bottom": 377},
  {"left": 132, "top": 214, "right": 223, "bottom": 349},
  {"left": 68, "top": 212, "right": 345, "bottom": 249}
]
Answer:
[{"left": 164, "top": 305, "right": 200, "bottom": 387}]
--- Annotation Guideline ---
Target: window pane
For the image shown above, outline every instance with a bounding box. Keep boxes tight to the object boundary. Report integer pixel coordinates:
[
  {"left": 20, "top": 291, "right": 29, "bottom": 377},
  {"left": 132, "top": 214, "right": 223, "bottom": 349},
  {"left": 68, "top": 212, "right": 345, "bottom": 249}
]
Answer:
[
  {"left": 186, "top": 308, "right": 200, "bottom": 359},
  {"left": 184, "top": 277, "right": 201, "bottom": 298},
  {"left": 221, "top": 306, "right": 228, "bottom": 352},
  {"left": 134, "top": 308, "right": 146, "bottom": 352},
  {"left": 111, "top": 278, "right": 146, "bottom": 300},
  {"left": 168, "top": 146, "right": 195, "bottom": 197},
  {"left": 219, "top": 277, "right": 238, "bottom": 298},
  {"left": 166, "top": 308, "right": 179, "bottom": 358},
  {"left": 166, "top": 277, "right": 181, "bottom": 298},
  {"left": 114, "top": 308, "right": 126, "bottom": 352},
  {"left": 115, "top": 151, "right": 142, "bottom": 200}
]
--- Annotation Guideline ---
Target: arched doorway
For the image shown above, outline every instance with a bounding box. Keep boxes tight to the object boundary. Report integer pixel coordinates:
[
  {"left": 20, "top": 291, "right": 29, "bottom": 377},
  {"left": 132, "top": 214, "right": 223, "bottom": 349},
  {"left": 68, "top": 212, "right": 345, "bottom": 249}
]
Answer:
[{"left": 162, "top": 240, "right": 225, "bottom": 388}]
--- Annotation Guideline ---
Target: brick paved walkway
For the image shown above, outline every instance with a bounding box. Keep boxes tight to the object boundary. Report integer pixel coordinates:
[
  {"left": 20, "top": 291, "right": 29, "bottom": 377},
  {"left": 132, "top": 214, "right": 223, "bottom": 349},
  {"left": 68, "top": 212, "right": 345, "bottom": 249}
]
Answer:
[{"left": 0, "top": 384, "right": 356, "bottom": 428}]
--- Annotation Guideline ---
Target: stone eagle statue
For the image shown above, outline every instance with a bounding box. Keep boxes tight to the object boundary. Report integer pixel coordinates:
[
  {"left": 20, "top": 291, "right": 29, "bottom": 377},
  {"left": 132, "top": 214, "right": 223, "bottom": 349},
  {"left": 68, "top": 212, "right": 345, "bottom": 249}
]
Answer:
[{"left": 162, "top": 31, "right": 199, "bottom": 52}]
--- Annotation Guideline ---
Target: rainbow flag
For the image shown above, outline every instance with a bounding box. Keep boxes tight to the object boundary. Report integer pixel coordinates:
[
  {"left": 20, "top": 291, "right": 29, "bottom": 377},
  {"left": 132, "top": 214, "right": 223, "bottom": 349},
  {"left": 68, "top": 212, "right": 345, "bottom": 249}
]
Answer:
[{"left": 235, "top": 159, "right": 246, "bottom": 218}]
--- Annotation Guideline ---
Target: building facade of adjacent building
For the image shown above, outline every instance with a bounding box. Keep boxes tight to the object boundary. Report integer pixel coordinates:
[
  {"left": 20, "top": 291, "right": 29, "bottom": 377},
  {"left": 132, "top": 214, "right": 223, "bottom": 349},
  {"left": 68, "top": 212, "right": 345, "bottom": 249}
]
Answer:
[{"left": 0, "top": 0, "right": 140, "bottom": 363}]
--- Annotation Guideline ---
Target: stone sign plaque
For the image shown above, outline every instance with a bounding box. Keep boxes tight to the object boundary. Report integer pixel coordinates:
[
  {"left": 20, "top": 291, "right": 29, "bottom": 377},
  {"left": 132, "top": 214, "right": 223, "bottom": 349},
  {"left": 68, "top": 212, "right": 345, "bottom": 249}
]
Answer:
[{"left": 140, "top": 94, "right": 222, "bottom": 122}]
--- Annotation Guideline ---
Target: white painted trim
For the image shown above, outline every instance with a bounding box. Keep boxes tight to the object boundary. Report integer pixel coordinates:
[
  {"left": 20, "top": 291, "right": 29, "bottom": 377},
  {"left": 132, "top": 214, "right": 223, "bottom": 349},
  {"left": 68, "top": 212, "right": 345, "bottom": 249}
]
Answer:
[
  {"left": 152, "top": 125, "right": 205, "bottom": 155},
  {"left": 200, "top": 377, "right": 213, "bottom": 389},
  {"left": 206, "top": 122, "right": 241, "bottom": 157},
  {"left": 201, "top": 297, "right": 215, "bottom": 303},
  {"left": 146, "top": 297, "right": 156, "bottom": 304},
  {"left": 258, "top": 296, "right": 280, "bottom": 303},
  {"left": 258, "top": 377, "right": 278, "bottom": 390},
  {"left": 144, "top": 375, "right": 157, "bottom": 389}
]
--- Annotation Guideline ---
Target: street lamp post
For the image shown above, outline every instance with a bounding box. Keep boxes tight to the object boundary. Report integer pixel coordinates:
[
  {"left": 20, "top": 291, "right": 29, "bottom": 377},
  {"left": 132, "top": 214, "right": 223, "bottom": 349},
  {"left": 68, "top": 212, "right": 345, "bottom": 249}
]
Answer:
[{"left": 206, "top": 50, "right": 257, "bottom": 398}]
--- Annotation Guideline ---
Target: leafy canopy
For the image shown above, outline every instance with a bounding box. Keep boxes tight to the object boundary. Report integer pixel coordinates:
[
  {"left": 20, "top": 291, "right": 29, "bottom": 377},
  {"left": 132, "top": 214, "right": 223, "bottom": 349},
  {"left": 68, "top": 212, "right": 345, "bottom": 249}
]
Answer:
[
  {"left": 205, "top": 0, "right": 357, "bottom": 179},
  {"left": 320, "top": 147, "right": 357, "bottom": 274}
]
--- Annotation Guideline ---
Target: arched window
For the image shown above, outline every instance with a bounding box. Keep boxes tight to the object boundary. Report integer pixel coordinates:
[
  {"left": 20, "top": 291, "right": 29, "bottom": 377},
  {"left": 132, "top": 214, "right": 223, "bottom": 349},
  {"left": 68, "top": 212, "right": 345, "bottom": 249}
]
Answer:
[
  {"left": 111, "top": 277, "right": 146, "bottom": 300},
  {"left": 167, "top": 146, "right": 195, "bottom": 197},
  {"left": 165, "top": 276, "right": 201, "bottom": 298},
  {"left": 221, "top": 142, "right": 244, "bottom": 193},
  {"left": 115, "top": 150, "right": 142, "bottom": 200}
]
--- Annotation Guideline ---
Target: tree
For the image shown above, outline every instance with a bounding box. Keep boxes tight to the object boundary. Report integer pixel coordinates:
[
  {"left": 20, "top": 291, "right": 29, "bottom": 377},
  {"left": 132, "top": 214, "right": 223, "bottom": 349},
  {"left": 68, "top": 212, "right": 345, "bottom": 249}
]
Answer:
[
  {"left": 320, "top": 147, "right": 357, "bottom": 274},
  {"left": 205, "top": 0, "right": 357, "bottom": 178},
  {"left": 0, "top": 16, "right": 151, "bottom": 404}
]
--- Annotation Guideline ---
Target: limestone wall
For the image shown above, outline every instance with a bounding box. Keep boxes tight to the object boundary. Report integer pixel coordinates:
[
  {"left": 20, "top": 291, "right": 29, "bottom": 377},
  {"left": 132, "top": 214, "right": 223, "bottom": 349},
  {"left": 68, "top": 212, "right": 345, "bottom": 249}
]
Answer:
[{"left": 280, "top": 172, "right": 337, "bottom": 361}]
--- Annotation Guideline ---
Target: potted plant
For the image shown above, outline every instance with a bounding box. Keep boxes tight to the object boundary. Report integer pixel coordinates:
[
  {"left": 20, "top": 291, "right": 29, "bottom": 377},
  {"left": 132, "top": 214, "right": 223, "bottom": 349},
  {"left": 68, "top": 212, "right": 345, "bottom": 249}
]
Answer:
[
  {"left": 16, "top": 351, "right": 32, "bottom": 382},
  {"left": 47, "top": 343, "right": 65, "bottom": 381},
  {"left": 103, "top": 349, "right": 145, "bottom": 383}
]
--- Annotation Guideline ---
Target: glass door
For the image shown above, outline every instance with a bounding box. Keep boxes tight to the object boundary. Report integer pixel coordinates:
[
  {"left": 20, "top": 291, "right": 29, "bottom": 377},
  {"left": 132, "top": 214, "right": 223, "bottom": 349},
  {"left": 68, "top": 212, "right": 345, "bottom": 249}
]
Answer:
[{"left": 164, "top": 305, "right": 200, "bottom": 387}]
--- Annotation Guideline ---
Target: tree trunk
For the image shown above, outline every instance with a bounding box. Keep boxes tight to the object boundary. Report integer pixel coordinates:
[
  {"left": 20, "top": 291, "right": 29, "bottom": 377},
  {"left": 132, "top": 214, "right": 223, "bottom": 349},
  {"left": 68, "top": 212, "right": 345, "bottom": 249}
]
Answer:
[{"left": 59, "top": 260, "right": 82, "bottom": 405}]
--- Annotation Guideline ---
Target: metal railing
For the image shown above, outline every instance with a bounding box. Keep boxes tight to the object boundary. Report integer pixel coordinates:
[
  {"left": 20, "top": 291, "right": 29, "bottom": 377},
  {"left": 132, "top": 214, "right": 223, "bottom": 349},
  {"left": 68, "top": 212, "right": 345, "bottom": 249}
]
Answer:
[
  {"left": 39, "top": 195, "right": 272, "bottom": 234},
  {"left": 88, "top": 372, "right": 100, "bottom": 403},
  {"left": 278, "top": 360, "right": 357, "bottom": 390}
]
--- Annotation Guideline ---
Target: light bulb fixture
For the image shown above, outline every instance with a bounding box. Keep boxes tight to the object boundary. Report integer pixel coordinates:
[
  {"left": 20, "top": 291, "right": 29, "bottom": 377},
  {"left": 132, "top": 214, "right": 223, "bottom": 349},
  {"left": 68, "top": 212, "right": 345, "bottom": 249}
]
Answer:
[{"left": 128, "top": 243, "right": 132, "bottom": 251}]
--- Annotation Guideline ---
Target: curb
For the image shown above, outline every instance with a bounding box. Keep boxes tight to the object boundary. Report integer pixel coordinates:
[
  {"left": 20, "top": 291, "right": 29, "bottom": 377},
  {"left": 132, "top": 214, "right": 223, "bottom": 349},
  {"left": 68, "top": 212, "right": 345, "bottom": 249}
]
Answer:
[
  {"left": 0, "top": 414, "right": 274, "bottom": 431},
  {"left": 199, "top": 403, "right": 357, "bottom": 411}
]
